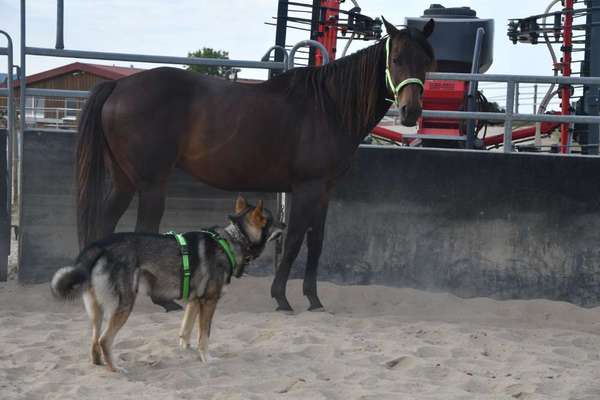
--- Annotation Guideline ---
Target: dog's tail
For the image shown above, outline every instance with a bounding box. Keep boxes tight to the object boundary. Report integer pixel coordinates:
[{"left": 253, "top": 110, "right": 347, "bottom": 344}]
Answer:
[{"left": 50, "top": 246, "right": 104, "bottom": 300}]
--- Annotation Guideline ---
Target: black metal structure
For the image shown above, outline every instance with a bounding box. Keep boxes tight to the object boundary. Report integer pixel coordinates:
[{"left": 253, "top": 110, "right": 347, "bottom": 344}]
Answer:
[
  {"left": 0, "top": 129, "right": 8, "bottom": 281},
  {"left": 579, "top": 0, "right": 600, "bottom": 154},
  {"left": 267, "top": 0, "right": 381, "bottom": 67}
]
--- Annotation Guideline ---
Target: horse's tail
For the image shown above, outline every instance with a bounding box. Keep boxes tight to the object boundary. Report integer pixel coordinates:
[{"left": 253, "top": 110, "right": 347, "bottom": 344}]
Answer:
[{"left": 76, "top": 80, "right": 117, "bottom": 248}]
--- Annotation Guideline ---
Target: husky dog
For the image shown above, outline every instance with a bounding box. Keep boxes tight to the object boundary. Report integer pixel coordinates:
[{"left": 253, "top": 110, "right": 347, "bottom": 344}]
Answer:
[{"left": 51, "top": 196, "right": 284, "bottom": 373}]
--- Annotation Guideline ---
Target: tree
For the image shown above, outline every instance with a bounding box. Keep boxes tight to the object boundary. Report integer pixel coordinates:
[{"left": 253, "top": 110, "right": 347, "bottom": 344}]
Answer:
[{"left": 186, "top": 48, "right": 239, "bottom": 78}]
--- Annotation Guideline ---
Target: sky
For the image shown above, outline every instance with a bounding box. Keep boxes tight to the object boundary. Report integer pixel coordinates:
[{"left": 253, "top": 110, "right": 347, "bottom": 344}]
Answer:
[{"left": 0, "top": 0, "right": 572, "bottom": 109}]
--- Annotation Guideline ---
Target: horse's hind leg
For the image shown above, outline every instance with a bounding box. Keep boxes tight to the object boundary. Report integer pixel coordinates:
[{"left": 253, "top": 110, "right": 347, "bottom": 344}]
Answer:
[
  {"left": 102, "top": 158, "right": 135, "bottom": 238},
  {"left": 135, "top": 181, "right": 183, "bottom": 311},
  {"left": 134, "top": 182, "right": 167, "bottom": 233}
]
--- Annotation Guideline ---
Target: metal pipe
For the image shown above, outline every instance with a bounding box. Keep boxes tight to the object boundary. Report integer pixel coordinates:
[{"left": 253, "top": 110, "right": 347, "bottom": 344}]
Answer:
[
  {"left": 18, "top": 0, "right": 26, "bottom": 238},
  {"left": 287, "top": 40, "right": 330, "bottom": 69},
  {"left": 428, "top": 72, "right": 600, "bottom": 85},
  {"left": 514, "top": 82, "right": 520, "bottom": 114},
  {"left": 0, "top": 31, "right": 14, "bottom": 227},
  {"left": 504, "top": 82, "right": 516, "bottom": 152},
  {"left": 273, "top": 192, "right": 287, "bottom": 273},
  {"left": 420, "top": 110, "right": 600, "bottom": 124},
  {"left": 25, "top": 88, "right": 91, "bottom": 98},
  {"left": 55, "top": 0, "right": 64, "bottom": 49},
  {"left": 538, "top": 0, "right": 561, "bottom": 115},
  {"left": 261, "top": 46, "right": 289, "bottom": 71},
  {"left": 465, "top": 27, "right": 485, "bottom": 149},
  {"left": 25, "top": 47, "right": 285, "bottom": 70}
]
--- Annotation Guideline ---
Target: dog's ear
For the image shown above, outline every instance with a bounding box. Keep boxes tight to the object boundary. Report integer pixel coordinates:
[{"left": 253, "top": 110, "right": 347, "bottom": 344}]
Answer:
[
  {"left": 235, "top": 195, "right": 247, "bottom": 214},
  {"left": 250, "top": 200, "right": 267, "bottom": 228},
  {"left": 267, "top": 227, "right": 284, "bottom": 243},
  {"left": 382, "top": 16, "right": 399, "bottom": 37}
]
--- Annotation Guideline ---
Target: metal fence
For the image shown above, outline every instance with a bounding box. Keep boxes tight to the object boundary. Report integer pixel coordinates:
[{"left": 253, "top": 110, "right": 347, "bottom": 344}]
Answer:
[{"left": 423, "top": 72, "right": 600, "bottom": 153}]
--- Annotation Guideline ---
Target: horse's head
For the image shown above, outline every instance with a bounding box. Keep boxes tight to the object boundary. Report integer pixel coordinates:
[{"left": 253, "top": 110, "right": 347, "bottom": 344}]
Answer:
[{"left": 382, "top": 17, "right": 436, "bottom": 127}]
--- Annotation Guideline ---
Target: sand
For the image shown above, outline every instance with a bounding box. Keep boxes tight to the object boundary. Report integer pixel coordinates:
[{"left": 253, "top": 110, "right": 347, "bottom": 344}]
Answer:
[{"left": 2, "top": 276, "right": 600, "bottom": 400}]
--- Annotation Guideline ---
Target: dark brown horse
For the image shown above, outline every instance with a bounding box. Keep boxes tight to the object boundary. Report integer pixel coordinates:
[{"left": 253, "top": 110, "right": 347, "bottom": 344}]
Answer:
[{"left": 76, "top": 18, "right": 436, "bottom": 312}]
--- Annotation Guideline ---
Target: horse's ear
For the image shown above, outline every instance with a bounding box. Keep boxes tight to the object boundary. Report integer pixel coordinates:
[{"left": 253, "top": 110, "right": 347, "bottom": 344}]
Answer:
[
  {"left": 235, "top": 195, "right": 247, "bottom": 214},
  {"left": 422, "top": 18, "right": 435, "bottom": 38},
  {"left": 381, "top": 16, "right": 399, "bottom": 36}
]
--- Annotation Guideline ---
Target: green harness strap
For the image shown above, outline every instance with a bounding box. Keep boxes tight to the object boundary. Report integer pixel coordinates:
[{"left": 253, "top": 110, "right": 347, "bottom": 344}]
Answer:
[
  {"left": 167, "top": 231, "right": 191, "bottom": 300},
  {"left": 385, "top": 36, "right": 424, "bottom": 107},
  {"left": 167, "top": 230, "right": 237, "bottom": 301},
  {"left": 200, "top": 230, "right": 238, "bottom": 277}
]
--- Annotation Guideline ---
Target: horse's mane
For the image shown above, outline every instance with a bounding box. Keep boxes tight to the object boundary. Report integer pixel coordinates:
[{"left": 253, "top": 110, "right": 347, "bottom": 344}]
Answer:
[{"left": 274, "top": 39, "right": 388, "bottom": 137}]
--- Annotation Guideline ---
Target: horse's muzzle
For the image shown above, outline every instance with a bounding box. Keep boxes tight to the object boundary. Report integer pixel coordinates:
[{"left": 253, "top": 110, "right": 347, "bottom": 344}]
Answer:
[{"left": 400, "top": 104, "right": 421, "bottom": 127}]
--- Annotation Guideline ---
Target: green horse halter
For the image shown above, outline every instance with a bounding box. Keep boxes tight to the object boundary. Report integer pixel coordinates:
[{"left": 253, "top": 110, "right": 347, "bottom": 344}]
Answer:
[{"left": 385, "top": 36, "right": 424, "bottom": 107}]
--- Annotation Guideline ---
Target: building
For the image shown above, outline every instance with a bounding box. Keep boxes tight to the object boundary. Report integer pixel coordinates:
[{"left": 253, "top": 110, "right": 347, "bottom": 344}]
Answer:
[
  {"left": 0, "top": 62, "right": 144, "bottom": 129},
  {"left": 0, "top": 62, "right": 262, "bottom": 129}
]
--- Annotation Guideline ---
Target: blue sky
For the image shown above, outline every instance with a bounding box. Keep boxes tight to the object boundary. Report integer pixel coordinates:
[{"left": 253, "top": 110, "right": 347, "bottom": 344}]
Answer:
[{"left": 0, "top": 1, "right": 572, "bottom": 108}]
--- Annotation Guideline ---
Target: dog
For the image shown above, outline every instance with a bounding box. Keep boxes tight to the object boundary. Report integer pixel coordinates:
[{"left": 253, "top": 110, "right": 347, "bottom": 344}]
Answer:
[{"left": 51, "top": 196, "right": 284, "bottom": 373}]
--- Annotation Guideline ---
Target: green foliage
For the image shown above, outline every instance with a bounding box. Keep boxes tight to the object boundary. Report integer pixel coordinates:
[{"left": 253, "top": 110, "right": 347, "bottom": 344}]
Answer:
[{"left": 186, "top": 48, "right": 239, "bottom": 77}]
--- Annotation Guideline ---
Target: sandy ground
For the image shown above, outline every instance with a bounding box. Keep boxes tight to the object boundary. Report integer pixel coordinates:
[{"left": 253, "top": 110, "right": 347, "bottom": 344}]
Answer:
[{"left": 2, "top": 275, "right": 600, "bottom": 400}]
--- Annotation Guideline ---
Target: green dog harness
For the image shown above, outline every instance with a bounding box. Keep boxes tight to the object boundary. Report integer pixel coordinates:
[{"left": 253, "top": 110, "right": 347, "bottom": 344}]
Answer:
[
  {"left": 167, "top": 231, "right": 192, "bottom": 300},
  {"left": 385, "top": 36, "right": 424, "bottom": 107},
  {"left": 166, "top": 230, "right": 237, "bottom": 301}
]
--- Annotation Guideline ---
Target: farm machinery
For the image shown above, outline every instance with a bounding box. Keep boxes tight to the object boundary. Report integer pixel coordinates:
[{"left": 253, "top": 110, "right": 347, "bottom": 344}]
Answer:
[{"left": 270, "top": 1, "right": 599, "bottom": 153}]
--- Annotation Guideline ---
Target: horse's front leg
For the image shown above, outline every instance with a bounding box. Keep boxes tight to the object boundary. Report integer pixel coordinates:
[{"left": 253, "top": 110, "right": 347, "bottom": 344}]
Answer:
[
  {"left": 271, "top": 181, "right": 326, "bottom": 312},
  {"left": 303, "top": 187, "right": 331, "bottom": 311}
]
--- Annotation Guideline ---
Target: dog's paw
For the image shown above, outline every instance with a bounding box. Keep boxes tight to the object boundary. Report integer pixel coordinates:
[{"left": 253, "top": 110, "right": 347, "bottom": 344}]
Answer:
[
  {"left": 199, "top": 351, "right": 210, "bottom": 363},
  {"left": 179, "top": 339, "right": 191, "bottom": 350},
  {"left": 107, "top": 365, "right": 128, "bottom": 374}
]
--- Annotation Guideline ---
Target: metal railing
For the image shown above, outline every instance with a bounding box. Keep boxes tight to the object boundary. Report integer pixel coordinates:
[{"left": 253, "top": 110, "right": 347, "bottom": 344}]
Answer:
[{"left": 422, "top": 72, "right": 600, "bottom": 153}]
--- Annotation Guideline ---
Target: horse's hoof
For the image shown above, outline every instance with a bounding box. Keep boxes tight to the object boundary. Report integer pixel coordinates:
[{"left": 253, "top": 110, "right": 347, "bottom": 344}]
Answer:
[
  {"left": 274, "top": 298, "right": 294, "bottom": 313},
  {"left": 306, "top": 296, "right": 324, "bottom": 312}
]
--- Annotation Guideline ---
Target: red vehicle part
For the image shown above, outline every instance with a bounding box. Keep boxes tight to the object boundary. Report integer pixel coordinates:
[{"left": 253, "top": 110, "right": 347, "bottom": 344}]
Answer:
[
  {"left": 483, "top": 119, "right": 561, "bottom": 147},
  {"left": 417, "top": 80, "right": 468, "bottom": 136},
  {"left": 372, "top": 125, "right": 404, "bottom": 143}
]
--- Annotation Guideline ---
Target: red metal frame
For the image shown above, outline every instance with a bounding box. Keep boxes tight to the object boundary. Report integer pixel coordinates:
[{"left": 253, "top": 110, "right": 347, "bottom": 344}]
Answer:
[
  {"left": 314, "top": 0, "right": 340, "bottom": 65},
  {"left": 483, "top": 119, "right": 561, "bottom": 147},
  {"left": 560, "top": 0, "right": 574, "bottom": 153}
]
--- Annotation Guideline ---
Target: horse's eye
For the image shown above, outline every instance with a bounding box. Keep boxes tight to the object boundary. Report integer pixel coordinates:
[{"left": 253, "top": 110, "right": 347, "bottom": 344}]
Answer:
[{"left": 393, "top": 58, "right": 403, "bottom": 66}]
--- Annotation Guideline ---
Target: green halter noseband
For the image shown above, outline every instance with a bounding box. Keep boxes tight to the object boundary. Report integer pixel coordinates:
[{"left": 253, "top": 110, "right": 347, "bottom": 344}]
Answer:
[{"left": 385, "top": 36, "right": 424, "bottom": 107}]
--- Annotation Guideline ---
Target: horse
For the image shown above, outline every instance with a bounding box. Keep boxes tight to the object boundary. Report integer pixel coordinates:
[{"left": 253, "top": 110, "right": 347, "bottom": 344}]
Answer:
[{"left": 75, "top": 17, "right": 436, "bottom": 312}]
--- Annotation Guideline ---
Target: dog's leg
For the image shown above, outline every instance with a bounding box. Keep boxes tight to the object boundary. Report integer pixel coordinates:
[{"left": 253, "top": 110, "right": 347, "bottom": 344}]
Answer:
[
  {"left": 99, "top": 309, "right": 131, "bottom": 373},
  {"left": 197, "top": 300, "right": 217, "bottom": 363},
  {"left": 179, "top": 300, "right": 199, "bottom": 349},
  {"left": 83, "top": 289, "right": 104, "bottom": 365}
]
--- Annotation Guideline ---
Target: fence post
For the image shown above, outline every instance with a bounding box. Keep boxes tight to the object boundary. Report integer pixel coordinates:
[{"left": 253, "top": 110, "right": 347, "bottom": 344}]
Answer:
[{"left": 504, "top": 81, "right": 516, "bottom": 152}]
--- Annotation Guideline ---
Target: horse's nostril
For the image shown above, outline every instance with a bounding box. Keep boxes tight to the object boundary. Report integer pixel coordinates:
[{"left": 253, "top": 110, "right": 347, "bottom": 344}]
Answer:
[{"left": 400, "top": 105, "right": 408, "bottom": 118}]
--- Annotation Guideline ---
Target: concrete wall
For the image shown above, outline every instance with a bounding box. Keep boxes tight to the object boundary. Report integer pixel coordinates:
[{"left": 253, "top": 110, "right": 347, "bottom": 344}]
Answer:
[
  {"left": 18, "top": 131, "right": 600, "bottom": 306},
  {"left": 19, "top": 130, "right": 277, "bottom": 283}
]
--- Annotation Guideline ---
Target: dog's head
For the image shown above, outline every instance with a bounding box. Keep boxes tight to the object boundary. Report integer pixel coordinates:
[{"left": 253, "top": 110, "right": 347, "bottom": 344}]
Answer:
[{"left": 227, "top": 195, "right": 285, "bottom": 277}]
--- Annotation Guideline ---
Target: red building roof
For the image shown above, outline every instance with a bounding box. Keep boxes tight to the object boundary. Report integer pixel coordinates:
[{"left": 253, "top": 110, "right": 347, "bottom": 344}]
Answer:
[{"left": 3, "top": 62, "right": 145, "bottom": 88}]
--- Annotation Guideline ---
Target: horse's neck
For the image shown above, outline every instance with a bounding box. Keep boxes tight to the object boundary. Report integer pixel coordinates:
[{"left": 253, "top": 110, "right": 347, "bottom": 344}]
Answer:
[{"left": 321, "top": 42, "right": 391, "bottom": 142}]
